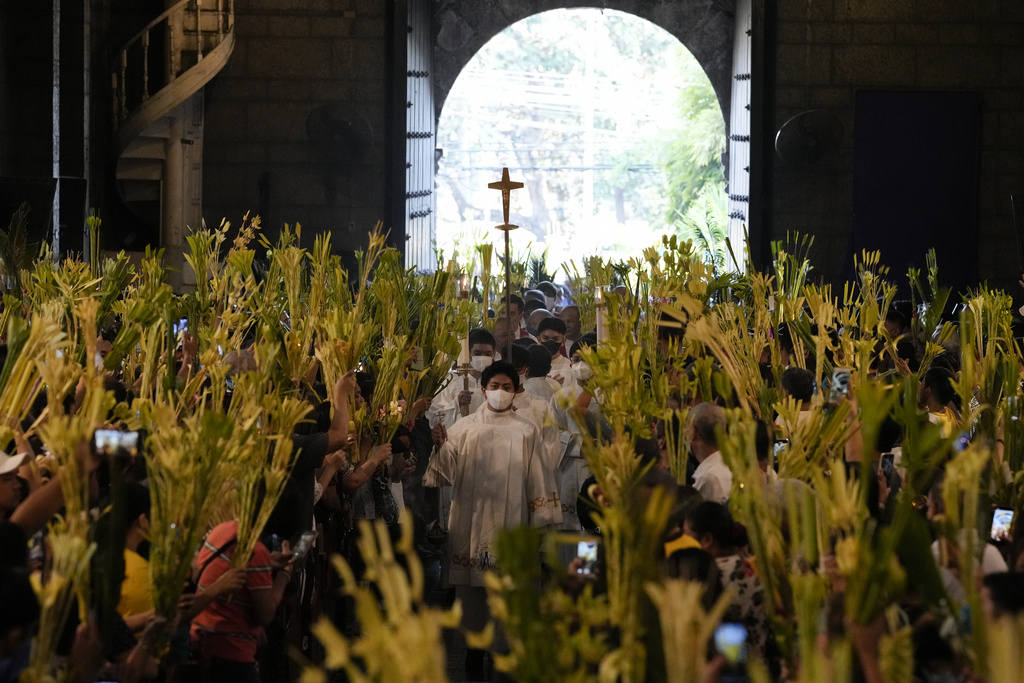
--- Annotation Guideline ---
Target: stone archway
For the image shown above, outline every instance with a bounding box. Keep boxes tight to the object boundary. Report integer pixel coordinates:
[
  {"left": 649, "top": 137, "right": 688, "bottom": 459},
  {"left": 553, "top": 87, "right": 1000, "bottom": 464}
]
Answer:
[{"left": 432, "top": 1, "right": 736, "bottom": 126}]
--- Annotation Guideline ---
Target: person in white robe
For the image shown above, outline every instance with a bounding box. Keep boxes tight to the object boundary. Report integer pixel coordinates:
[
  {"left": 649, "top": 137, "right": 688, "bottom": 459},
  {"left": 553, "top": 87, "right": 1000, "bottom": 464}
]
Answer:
[
  {"left": 523, "top": 344, "right": 561, "bottom": 402},
  {"left": 425, "top": 327, "right": 497, "bottom": 430},
  {"left": 505, "top": 345, "right": 563, "bottom": 516},
  {"left": 536, "top": 317, "right": 576, "bottom": 389},
  {"left": 550, "top": 339, "right": 599, "bottom": 534},
  {"left": 424, "top": 360, "right": 561, "bottom": 678}
]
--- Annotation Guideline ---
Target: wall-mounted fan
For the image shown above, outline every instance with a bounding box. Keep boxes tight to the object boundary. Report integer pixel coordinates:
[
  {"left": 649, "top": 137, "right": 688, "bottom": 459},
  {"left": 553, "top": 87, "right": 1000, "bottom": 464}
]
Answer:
[
  {"left": 775, "top": 109, "right": 843, "bottom": 167},
  {"left": 305, "top": 103, "right": 374, "bottom": 168}
]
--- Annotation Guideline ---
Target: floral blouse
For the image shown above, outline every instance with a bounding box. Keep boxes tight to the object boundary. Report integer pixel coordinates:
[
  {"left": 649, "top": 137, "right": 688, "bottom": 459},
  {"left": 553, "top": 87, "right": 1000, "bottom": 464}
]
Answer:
[{"left": 716, "top": 554, "right": 771, "bottom": 658}]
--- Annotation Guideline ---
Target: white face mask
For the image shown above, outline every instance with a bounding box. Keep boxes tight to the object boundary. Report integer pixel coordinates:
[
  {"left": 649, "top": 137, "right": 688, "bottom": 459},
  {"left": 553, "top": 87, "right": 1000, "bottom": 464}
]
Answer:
[
  {"left": 470, "top": 355, "right": 493, "bottom": 373},
  {"left": 544, "top": 295, "right": 555, "bottom": 310},
  {"left": 572, "top": 361, "right": 594, "bottom": 382},
  {"left": 493, "top": 351, "right": 502, "bottom": 361},
  {"left": 486, "top": 389, "right": 515, "bottom": 411}
]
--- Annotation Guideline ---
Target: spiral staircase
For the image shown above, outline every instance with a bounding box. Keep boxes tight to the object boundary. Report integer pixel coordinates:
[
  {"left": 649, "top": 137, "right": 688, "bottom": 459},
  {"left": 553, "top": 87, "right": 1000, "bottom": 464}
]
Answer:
[{"left": 112, "top": 0, "right": 235, "bottom": 288}]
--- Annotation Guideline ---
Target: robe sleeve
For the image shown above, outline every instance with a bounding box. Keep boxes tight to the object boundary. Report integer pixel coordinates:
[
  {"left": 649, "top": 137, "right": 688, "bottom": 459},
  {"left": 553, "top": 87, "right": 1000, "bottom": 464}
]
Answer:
[
  {"left": 525, "top": 425, "right": 563, "bottom": 528},
  {"left": 423, "top": 438, "right": 457, "bottom": 488},
  {"left": 426, "top": 380, "right": 457, "bottom": 427}
]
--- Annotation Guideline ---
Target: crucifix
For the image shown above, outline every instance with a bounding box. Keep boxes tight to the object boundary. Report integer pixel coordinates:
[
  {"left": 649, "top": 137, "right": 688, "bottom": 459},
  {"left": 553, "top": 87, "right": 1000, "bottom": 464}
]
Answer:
[{"left": 488, "top": 167, "right": 524, "bottom": 360}]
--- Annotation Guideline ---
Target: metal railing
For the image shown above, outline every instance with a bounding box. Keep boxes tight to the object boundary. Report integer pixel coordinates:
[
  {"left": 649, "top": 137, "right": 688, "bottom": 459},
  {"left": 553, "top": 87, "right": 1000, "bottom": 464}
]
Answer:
[{"left": 112, "top": 0, "right": 234, "bottom": 128}]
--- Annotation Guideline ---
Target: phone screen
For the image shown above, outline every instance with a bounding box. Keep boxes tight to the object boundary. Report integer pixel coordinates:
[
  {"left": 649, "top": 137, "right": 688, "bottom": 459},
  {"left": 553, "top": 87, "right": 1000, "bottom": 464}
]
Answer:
[
  {"left": 576, "top": 541, "right": 598, "bottom": 575},
  {"left": 991, "top": 508, "right": 1014, "bottom": 543},
  {"left": 173, "top": 318, "right": 188, "bottom": 336},
  {"left": 830, "top": 368, "right": 851, "bottom": 403},
  {"left": 714, "top": 622, "right": 748, "bottom": 665},
  {"left": 290, "top": 530, "right": 317, "bottom": 561},
  {"left": 93, "top": 429, "right": 140, "bottom": 457},
  {"left": 953, "top": 432, "right": 970, "bottom": 452},
  {"left": 881, "top": 452, "right": 894, "bottom": 478}
]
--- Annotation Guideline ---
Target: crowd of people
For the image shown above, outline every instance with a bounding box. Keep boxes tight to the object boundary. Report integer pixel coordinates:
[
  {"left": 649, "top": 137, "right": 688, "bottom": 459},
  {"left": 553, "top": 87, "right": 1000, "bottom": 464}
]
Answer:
[{"left": 2, "top": 231, "right": 1024, "bottom": 683}]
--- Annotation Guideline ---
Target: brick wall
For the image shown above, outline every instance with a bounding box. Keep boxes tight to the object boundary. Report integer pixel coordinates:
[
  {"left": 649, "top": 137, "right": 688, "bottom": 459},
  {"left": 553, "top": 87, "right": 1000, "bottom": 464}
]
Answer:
[
  {"left": 771, "top": 0, "right": 1024, "bottom": 290},
  {"left": 202, "top": 0, "right": 390, "bottom": 251}
]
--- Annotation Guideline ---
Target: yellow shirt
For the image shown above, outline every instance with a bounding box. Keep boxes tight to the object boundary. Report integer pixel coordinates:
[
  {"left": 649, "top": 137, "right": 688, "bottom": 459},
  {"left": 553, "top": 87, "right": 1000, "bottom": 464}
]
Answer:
[
  {"left": 929, "top": 407, "right": 957, "bottom": 438},
  {"left": 664, "top": 533, "right": 701, "bottom": 557},
  {"left": 118, "top": 549, "right": 154, "bottom": 617}
]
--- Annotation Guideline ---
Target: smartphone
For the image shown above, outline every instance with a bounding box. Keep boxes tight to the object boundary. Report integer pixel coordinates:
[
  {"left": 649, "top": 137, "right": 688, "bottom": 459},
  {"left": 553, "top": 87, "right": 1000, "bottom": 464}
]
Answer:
[
  {"left": 953, "top": 431, "right": 970, "bottom": 452},
  {"left": 715, "top": 622, "right": 749, "bottom": 682},
  {"left": 829, "top": 367, "right": 851, "bottom": 404},
  {"left": 290, "top": 530, "right": 317, "bottom": 562},
  {"left": 881, "top": 452, "right": 894, "bottom": 479},
  {"left": 92, "top": 429, "right": 142, "bottom": 458},
  {"left": 173, "top": 318, "right": 188, "bottom": 336},
  {"left": 991, "top": 507, "right": 1015, "bottom": 543},
  {"left": 576, "top": 540, "right": 599, "bottom": 575},
  {"left": 267, "top": 534, "right": 282, "bottom": 553},
  {"left": 773, "top": 439, "right": 790, "bottom": 457}
]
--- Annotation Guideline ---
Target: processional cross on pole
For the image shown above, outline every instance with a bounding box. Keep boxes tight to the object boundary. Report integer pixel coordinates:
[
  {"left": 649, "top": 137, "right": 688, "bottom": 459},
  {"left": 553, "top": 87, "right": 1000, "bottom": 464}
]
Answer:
[{"left": 488, "top": 167, "right": 524, "bottom": 360}]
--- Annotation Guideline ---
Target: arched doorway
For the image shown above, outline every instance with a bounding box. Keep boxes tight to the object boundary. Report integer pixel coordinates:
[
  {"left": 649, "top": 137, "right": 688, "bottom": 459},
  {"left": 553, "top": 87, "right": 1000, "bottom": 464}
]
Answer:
[
  {"left": 403, "top": 0, "right": 750, "bottom": 271},
  {"left": 434, "top": 8, "right": 725, "bottom": 269}
]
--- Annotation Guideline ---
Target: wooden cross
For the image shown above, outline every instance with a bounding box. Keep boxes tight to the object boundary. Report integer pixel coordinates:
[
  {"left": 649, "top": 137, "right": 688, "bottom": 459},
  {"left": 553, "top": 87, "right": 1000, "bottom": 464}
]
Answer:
[
  {"left": 488, "top": 167, "right": 524, "bottom": 230},
  {"left": 489, "top": 166, "right": 524, "bottom": 360}
]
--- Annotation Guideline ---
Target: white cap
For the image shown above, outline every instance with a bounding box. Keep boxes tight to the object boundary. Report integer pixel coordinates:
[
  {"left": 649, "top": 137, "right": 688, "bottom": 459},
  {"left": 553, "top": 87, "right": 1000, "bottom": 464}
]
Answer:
[{"left": 0, "top": 451, "right": 30, "bottom": 475}]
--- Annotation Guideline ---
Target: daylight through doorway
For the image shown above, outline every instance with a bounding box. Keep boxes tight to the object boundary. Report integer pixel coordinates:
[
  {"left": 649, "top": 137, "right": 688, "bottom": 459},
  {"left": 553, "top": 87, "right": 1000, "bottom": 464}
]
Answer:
[{"left": 434, "top": 8, "right": 727, "bottom": 277}]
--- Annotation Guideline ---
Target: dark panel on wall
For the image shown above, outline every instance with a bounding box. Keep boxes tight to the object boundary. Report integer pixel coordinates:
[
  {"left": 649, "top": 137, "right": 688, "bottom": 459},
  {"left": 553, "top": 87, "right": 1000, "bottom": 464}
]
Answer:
[
  {"left": 850, "top": 90, "right": 982, "bottom": 294},
  {"left": 0, "top": 177, "right": 56, "bottom": 240}
]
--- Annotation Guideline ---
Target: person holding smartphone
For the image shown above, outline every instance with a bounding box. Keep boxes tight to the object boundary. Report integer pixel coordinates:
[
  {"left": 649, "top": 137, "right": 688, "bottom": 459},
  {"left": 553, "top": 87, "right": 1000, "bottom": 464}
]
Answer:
[{"left": 189, "top": 519, "right": 296, "bottom": 683}]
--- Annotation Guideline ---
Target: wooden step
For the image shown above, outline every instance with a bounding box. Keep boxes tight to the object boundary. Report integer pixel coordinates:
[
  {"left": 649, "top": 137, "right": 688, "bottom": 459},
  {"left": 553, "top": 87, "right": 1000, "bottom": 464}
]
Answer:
[
  {"left": 116, "top": 157, "right": 163, "bottom": 182},
  {"left": 121, "top": 135, "right": 166, "bottom": 160}
]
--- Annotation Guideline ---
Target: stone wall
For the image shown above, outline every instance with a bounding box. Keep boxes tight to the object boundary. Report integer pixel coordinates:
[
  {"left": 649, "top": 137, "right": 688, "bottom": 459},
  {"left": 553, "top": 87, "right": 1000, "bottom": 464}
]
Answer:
[
  {"left": 0, "top": 3, "right": 55, "bottom": 179},
  {"left": 202, "top": 0, "right": 391, "bottom": 251},
  {"left": 770, "top": 0, "right": 1024, "bottom": 289},
  {"left": 433, "top": 0, "right": 736, "bottom": 125}
]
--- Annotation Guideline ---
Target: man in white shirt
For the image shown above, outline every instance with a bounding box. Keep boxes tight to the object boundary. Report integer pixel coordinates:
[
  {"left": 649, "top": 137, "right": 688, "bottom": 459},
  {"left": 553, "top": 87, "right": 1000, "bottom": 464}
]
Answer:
[{"left": 689, "top": 402, "right": 732, "bottom": 504}]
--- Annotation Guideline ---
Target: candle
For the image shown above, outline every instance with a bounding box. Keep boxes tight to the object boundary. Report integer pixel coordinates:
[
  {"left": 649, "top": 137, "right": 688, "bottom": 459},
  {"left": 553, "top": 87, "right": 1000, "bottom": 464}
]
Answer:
[
  {"left": 458, "top": 337, "right": 470, "bottom": 365},
  {"left": 459, "top": 274, "right": 470, "bottom": 298},
  {"left": 596, "top": 306, "right": 607, "bottom": 344}
]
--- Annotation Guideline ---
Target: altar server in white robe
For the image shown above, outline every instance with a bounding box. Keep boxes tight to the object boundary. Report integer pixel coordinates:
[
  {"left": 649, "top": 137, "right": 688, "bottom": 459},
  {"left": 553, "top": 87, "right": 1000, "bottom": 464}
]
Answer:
[
  {"left": 507, "top": 344, "right": 563, "bottom": 497},
  {"left": 523, "top": 344, "right": 561, "bottom": 402},
  {"left": 536, "top": 317, "right": 576, "bottom": 389},
  {"left": 550, "top": 337, "right": 599, "bottom": 533},
  {"left": 424, "top": 360, "right": 562, "bottom": 672},
  {"left": 425, "top": 327, "right": 496, "bottom": 429}
]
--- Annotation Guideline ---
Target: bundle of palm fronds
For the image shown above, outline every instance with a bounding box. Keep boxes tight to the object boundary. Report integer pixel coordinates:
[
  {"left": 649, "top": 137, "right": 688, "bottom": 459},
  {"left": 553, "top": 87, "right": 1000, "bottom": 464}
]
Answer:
[
  {"left": 0, "top": 305, "right": 68, "bottom": 449},
  {"left": 21, "top": 516, "right": 96, "bottom": 683},
  {"left": 230, "top": 385, "right": 311, "bottom": 567},
  {"left": 646, "top": 580, "right": 744, "bottom": 683},
  {"left": 314, "top": 228, "right": 387, "bottom": 395},
  {"left": 484, "top": 527, "right": 609, "bottom": 682},
  {"left": 305, "top": 512, "right": 461, "bottom": 683},
  {"left": 143, "top": 398, "right": 243, "bottom": 618}
]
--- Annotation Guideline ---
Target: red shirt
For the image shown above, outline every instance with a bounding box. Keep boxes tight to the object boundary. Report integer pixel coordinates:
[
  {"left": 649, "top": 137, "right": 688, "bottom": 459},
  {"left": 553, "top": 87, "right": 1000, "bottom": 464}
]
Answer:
[{"left": 190, "top": 521, "right": 274, "bottom": 662}]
